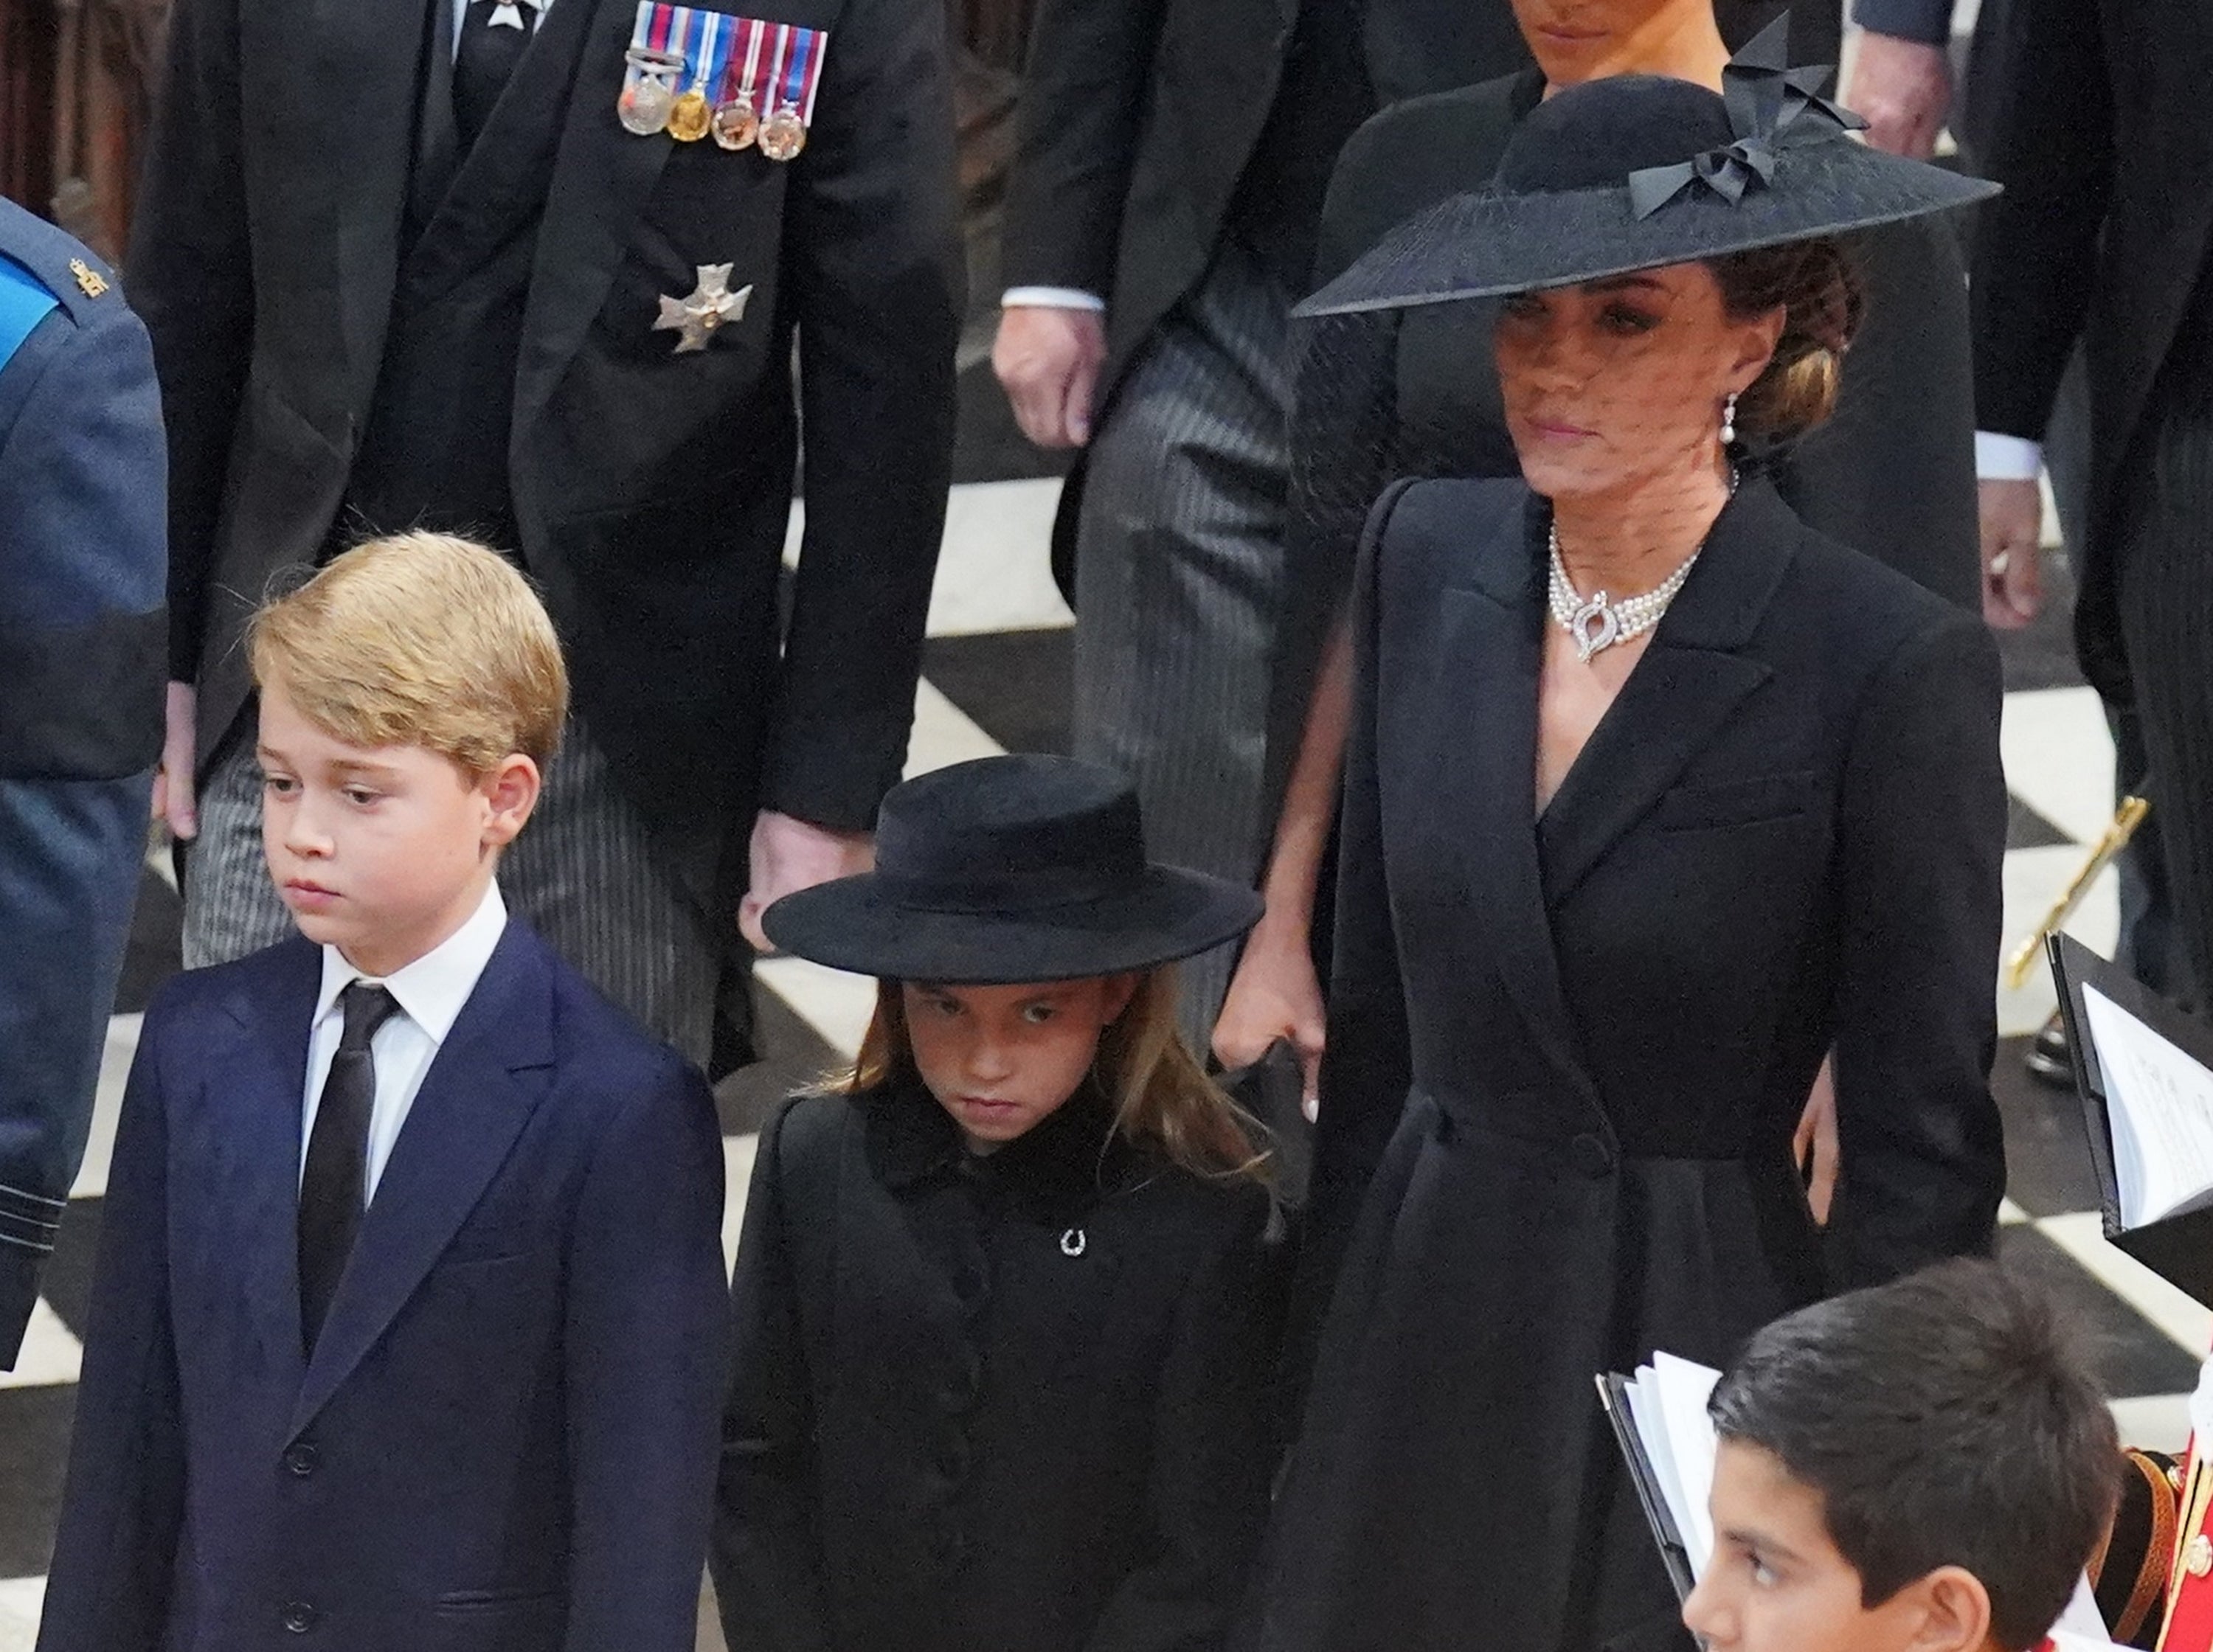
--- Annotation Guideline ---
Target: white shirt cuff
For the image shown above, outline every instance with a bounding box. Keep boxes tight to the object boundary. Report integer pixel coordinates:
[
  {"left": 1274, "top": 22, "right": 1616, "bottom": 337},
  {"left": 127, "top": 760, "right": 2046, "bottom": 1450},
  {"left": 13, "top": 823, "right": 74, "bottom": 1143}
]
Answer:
[
  {"left": 1001, "top": 286, "right": 1106, "bottom": 312},
  {"left": 1975, "top": 431, "right": 2044, "bottom": 480}
]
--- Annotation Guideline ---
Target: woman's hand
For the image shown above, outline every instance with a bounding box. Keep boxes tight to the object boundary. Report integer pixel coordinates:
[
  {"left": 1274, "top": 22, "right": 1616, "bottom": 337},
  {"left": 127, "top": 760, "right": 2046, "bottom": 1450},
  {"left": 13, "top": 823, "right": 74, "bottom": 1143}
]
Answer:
[
  {"left": 1794, "top": 1057, "right": 1840, "bottom": 1227},
  {"left": 1214, "top": 927, "right": 1326, "bottom": 1120}
]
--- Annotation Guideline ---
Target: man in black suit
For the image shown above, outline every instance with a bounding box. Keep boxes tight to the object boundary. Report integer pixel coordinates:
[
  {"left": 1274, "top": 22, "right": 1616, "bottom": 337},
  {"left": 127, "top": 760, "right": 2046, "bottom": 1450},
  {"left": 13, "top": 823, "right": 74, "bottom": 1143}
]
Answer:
[
  {"left": 1972, "top": 0, "right": 2213, "bottom": 996},
  {"left": 136, "top": 0, "right": 960, "bottom": 1062}
]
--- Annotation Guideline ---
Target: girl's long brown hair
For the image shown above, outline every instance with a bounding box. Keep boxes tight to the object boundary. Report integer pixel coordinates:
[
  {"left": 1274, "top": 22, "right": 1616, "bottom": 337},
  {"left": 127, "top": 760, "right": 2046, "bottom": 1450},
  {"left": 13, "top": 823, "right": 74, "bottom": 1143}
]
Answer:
[{"left": 836, "top": 967, "right": 1273, "bottom": 1187}]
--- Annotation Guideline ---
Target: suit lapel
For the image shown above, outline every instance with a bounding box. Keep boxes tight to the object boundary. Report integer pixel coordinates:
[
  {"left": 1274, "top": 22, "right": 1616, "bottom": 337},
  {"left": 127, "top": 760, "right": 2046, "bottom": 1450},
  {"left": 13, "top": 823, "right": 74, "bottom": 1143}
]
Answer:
[
  {"left": 286, "top": 0, "right": 436, "bottom": 431},
  {"left": 1435, "top": 499, "right": 1603, "bottom": 1108},
  {"left": 216, "top": 943, "right": 323, "bottom": 1381},
  {"left": 288, "top": 924, "right": 558, "bottom": 1438},
  {"left": 514, "top": 0, "right": 676, "bottom": 439},
  {"left": 1536, "top": 479, "right": 1791, "bottom": 907},
  {"left": 404, "top": 0, "right": 602, "bottom": 301}
]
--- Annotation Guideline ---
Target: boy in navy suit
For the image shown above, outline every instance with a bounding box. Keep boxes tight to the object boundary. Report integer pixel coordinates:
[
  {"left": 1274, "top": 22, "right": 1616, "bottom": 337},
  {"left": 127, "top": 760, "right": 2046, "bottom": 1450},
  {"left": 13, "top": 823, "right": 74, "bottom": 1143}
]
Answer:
[{"left": 39, "top": 532, "right": 729, "bottom": 1652}]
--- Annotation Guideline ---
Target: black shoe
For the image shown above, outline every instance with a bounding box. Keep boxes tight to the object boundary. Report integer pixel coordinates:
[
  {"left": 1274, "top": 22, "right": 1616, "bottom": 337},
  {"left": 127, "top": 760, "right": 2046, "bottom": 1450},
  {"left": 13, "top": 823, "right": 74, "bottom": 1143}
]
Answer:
[{"left": 2024, "top": 1009, "right": 2074, "bottom": 1089}]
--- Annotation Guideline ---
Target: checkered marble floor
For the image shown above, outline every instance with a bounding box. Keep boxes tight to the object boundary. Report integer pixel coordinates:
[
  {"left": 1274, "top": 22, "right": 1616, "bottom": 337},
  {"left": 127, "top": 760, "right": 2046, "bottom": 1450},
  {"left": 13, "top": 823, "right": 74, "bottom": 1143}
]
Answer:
[{"left": 1, "top": 468, "right": 2196, "bottom": 1648}]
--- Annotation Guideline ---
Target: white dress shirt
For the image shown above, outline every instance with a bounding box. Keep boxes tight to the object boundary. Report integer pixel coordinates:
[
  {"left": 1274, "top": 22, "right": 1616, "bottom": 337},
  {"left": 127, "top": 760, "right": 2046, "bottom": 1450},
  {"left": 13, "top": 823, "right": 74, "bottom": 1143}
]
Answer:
[
  {"left": 1975, "top": 430, "right": 2045, "bottom": 480},
  {"left": 452, "top": 0, "right": 549, "bottom": 55},
  {"left": 300, "top": 882, "right": 509, "bottom": 1199},
  {"left": 1001, "top": 286, "right": 1106, "bottom": 312}
]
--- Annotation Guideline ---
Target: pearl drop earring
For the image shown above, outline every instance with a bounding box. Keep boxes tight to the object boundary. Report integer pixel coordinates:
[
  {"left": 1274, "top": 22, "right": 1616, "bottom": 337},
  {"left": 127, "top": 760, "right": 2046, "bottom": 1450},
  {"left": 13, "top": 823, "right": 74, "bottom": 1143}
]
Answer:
[{"left": 1720, "top": 391, "right": 1739, "bottom": 447}]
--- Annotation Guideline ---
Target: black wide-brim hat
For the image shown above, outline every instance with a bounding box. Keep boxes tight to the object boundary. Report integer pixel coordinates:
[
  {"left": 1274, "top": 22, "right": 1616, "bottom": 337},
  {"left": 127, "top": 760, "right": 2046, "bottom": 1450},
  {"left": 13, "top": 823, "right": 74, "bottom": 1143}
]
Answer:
[
  {"left": 762, "top": 754, "right": 1264, "bottom": 984},
  {"left": 1295, "top": 22, "right": 1996, "bottom": 319}
]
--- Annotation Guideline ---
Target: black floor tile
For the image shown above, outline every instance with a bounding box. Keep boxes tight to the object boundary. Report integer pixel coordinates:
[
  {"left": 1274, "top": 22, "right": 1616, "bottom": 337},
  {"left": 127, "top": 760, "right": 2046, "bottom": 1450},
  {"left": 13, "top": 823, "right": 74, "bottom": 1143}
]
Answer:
[
  {"left": 2007, "top": 794, "right": 2077, "bottom": 851},
  {"left": 715, "top": 984, "right": 842, "bottom": 1137},
  {"left": 1996, "top": 1223, "right": 2203, "bottom": 1398},
  {"left": 1995, "top": 1032, "right": 2105, "bottom": 1218},
  {"left": 114, "top": 865, "right": 183, "bottom": 1016},
  {"left": 952, "top": 357, "right": 1073, "bottom": 487},
  {"left": 0, "top": 1384, "right": 77, "bottom": 1578},
  {"left": 1993, "top": 549, "right": 2086, "bottom": 694},
  {"left": 922, "top": 630, "right": 1073, "bottom": 756},
  {"left": 38, "top": 1202, "right": 101, "bottom": 1346}
]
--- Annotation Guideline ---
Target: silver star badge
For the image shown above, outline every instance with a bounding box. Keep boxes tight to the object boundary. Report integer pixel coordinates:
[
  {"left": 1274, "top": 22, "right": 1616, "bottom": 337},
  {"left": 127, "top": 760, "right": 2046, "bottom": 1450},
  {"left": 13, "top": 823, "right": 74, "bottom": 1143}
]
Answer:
[{"left": 654, "top": 264, "right": 753, "bottom": 354}]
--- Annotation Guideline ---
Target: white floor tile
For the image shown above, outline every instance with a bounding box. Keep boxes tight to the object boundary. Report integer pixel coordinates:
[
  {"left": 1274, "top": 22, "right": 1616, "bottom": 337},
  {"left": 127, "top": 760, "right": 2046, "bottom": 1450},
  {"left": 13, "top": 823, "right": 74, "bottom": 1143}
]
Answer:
[
  {"left": 905, "top": 678, "right": 1008, "bottom": 779},
  {"left": 0, "top": 1299, "right": 82, "bottom": 1392},
  {"left": 0, "top": 1578, "right": 42, "bottom": 1651},
  {"left": 750, "top": 957, "right": 876, "bottom": 1061},
  {"left": 69, "top": 1013, "right": 141, "bottom": 1201},
  {"left": 1998, "top": 847, "right": 2119, "bottom": 1039},
  {"left": 2001, "top": 687, "right": 2118, "bottom": 847},
  {"left": 2111, "top": 1393, "right": 2195, "bottom": 1455},
  {"left": 721, "top": 1134, "right": 758, "bottom": 1279}
]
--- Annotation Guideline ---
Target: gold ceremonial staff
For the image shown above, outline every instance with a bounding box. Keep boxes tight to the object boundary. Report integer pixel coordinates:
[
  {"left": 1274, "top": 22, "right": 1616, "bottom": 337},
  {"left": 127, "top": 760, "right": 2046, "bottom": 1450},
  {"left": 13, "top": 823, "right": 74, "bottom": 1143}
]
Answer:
[{"left": 2003, "top": 795, "right": 2152, "bottom": 990}]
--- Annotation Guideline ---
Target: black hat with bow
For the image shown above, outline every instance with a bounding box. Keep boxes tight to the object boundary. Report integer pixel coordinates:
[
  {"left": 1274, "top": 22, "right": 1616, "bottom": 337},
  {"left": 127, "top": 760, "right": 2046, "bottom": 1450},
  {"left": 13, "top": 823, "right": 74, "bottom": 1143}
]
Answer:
[
  {"left": 761, "top": 754, "right": 1264, "bottom": 983},
  {"left": 1293, "top": 21, "right": 1995, "bottom": 319}
]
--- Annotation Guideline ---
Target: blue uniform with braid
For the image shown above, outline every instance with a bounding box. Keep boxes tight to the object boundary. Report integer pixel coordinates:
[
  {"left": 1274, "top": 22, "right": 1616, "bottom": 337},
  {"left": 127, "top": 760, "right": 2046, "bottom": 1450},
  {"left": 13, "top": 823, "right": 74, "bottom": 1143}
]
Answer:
[{"left": 0, "top": 196, "right": 167, "bottom": 1367}]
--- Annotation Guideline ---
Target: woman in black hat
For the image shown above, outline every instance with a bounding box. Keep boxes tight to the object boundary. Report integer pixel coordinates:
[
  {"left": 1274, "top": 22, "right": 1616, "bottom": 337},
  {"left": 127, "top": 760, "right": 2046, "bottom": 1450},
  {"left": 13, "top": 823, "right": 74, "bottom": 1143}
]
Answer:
[
  {"left": 1241, "top": 71, "right": 2008, "bottom": 1652},
  {"left": 710, "top": 754, "right": 1284, "bottom": 1652},
  {"left": 1218, "top": 8, "right": 1985, "bottom": 1197}
]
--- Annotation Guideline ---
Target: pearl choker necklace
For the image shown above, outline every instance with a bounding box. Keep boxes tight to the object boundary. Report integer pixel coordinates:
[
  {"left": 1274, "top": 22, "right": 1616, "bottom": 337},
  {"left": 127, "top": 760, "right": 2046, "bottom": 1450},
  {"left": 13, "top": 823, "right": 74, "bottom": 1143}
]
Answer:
[{"left": 1546, "top": 471, "right": 1738, "bottom": 664}]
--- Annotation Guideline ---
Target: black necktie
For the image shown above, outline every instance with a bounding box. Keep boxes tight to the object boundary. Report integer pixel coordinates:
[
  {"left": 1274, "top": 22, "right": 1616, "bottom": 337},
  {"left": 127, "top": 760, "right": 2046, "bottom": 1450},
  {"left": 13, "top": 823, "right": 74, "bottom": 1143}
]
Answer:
[
  {"left": 454, "top": 0, "right": 538, "bottom": 152},
  {"left": 299, "top": 983, "right": 402, "bottom": 1353}
]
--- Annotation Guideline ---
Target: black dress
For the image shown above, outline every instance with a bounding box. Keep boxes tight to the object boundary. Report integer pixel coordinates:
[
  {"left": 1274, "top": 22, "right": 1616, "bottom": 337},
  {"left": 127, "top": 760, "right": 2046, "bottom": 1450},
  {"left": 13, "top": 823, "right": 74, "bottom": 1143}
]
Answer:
[
  {"left": 1267, "top": 69, "right": 1984, "bottom": 802},
  {"left": 713, "top": 1081, "right": 1286, "bottom": 1652},
  {"left": 1250, "top": 475, "right": 2006, "bottom": 1652}
]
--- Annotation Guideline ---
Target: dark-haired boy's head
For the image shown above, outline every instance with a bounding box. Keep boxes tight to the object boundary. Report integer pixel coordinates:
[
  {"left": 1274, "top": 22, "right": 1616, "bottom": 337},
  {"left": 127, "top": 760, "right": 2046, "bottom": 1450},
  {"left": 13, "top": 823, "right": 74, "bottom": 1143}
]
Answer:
[{"left": 1684, "top": 1259, "right": 2117, "bottom": 1652}]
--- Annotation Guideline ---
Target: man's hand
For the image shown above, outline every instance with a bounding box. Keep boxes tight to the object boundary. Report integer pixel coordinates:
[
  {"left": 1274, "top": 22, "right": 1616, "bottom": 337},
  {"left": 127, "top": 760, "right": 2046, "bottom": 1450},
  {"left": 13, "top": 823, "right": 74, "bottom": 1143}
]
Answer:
[
  {"left": 739, "top": 809, "right": 874, "bottom": 953},
  {"left": 1213, "top": 926, "right": 1326, "bottom": 1121},
  {"left": 1978, "top": 476, "right": 2045, "bottom": 630},
  {"left": 1844, "top": 32, "right": 1953, "bottom": 159},
  {"left": 1794, "top": 1058, "right": 1840, "bottom": 1228},
  {"left": 152, "top": 680, "right": 198, "bottom": 840},
  {"left": 992, "top": 305, "right": 1108, "bottom": 449}
]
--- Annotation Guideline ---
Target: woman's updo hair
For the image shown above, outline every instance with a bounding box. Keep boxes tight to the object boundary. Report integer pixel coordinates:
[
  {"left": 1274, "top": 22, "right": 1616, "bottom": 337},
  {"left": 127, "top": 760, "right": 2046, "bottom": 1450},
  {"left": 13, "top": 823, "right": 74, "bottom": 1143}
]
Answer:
[{"left": 1705, "top": 237, "right": 1865, "bottom": 445}]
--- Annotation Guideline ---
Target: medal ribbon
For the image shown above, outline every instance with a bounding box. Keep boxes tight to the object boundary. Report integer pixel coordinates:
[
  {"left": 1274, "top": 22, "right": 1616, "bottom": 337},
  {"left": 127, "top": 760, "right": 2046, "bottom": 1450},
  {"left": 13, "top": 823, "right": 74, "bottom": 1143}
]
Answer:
[
  {"left": 690, "top": 10, "right": 727, "bottom": 95},
  {"left": 778, "top": 27, "right": 811, "bottom": 113},
  {"left": 799, "top": 27, "right": 828, "bottom": 125},
  {"left": 647, "top": 1, "right": 676, "bottom": 55},
  {"left": 755, "top": 22, "right": 792, "bottom": 113},
  {"left": 718, "top": 16, "right": 764, "bottom": 104}
]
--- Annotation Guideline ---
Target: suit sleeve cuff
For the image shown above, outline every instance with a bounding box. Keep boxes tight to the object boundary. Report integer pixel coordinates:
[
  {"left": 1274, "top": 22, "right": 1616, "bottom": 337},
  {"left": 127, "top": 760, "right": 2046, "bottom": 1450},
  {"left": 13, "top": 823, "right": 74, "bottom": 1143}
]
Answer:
[
  {"left": 1850, "top": 0, "right": 1953, "bottom": 44},
  {"left": 1975, "top": 431, "right": 2044, "bottom": 481},
  {"left": 1000, "top": 286, "right": 1106, "bottom": 311}
]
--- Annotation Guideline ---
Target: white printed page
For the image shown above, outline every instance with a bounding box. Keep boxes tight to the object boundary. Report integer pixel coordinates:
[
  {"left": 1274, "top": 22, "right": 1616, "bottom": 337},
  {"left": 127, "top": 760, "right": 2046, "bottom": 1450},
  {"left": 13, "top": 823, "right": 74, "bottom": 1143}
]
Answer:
[
  {"left": 1653, "top": 1353, "right": 1721, "bottom": 1578},
  {"left": 2082, "top": 986, "right": 2213, "bottom": 1227}
]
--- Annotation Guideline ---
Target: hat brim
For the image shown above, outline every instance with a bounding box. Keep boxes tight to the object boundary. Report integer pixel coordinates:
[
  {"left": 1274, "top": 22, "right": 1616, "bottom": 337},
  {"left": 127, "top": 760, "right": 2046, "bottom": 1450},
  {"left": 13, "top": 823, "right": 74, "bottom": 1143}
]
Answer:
[
  {"left": 761, "top": 867, "right": 1264, "bottom": 985},
  {"left": 1294, "top": 140, "right": 1997, "bottom": 318}
]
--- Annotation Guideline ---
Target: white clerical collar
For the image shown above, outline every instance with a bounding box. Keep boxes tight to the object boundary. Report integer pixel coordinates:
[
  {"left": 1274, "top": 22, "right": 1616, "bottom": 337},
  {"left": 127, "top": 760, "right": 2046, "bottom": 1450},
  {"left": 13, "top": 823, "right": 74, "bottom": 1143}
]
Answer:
[{"left": 313, "top": 881, "right": 509, "bottom": 1046}]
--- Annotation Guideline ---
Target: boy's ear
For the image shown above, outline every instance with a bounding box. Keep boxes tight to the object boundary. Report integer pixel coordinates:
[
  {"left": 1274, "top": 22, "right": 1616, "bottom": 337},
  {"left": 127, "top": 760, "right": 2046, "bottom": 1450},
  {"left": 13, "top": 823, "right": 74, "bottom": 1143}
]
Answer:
[
  {"left": 479, "top": 754, "right": 542, "bottom": 849},
  {"left": 1899, "top": 1566, "right": 1996, "bottom": 1652}
]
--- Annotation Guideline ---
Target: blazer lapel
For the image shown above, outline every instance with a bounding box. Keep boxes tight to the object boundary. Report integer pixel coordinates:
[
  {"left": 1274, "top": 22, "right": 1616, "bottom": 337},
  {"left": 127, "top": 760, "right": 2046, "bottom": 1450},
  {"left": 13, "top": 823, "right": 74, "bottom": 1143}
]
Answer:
[
  {"left": 1435, "top": 498, "right": 1604, "bottom": 1110},
  {"left": 1536, "top": 479, "right": 1791, "bottom": 907},
  {"left": 214, "top": 943, "right": 323, "bottom": 1381},
  {"left": 288, "top": 924, "right": 558, "bottom": 1438},
  {"left": 513, "top": 0, "right": 677, "bottom": 440}
]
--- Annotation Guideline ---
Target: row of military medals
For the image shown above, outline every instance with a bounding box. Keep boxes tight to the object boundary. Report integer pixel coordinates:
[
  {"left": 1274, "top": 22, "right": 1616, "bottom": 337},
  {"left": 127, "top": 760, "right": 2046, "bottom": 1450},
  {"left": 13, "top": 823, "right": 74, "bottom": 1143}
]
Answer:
[{"left": 619, "top": 7, "right": 823, "bottom": 160}]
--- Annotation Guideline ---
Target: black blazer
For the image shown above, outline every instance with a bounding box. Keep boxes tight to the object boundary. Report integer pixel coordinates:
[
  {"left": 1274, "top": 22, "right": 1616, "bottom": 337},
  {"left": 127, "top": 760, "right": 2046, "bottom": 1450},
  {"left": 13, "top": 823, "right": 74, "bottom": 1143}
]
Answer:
[
  {"left": 713, "top": 1084, "right": 1284, "bottom": 1652},
  {"left": 131, "top": 0, "right": 961, "bottom": 881},
  {"left": 1258, "top": 474, "right": 2006, "bottom": 1652},
  {"left": 1968, "top": 0, "right": 2213, "bottom": 698}
]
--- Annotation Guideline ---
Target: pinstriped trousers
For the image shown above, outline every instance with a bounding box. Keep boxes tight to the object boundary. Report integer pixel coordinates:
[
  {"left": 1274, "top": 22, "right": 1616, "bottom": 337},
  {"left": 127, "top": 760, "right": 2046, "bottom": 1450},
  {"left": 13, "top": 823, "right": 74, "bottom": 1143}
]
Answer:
[
  {"left": 1074, "top": 242, "right": 1294, "bottom": 1042},
  {"left": 181, "top": 718, "right": 720, "bottom": 1063}
]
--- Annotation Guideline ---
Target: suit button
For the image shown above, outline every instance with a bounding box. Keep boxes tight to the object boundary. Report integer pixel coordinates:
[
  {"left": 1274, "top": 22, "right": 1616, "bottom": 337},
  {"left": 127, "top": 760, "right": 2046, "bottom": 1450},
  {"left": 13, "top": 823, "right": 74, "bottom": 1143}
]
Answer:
[
  {"left": 283, "top": 1443, "right": 320, "bottom": 1478},
  {"left": 1568, "top": 1133, "right": 1615, "bottom": 1178},
  {"left": 280, "top": 1602, "right": 319, "bottom": 1634}
]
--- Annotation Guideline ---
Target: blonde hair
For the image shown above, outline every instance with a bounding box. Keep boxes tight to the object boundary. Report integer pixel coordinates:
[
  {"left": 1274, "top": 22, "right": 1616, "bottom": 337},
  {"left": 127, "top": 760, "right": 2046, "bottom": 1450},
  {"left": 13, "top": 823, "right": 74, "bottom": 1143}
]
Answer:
[
  {"left": 840, "top": 968, "right": 1273, "bottom": 1187},
  {"left": 249, "top": 532, "right": 569, "bottom": 774}
]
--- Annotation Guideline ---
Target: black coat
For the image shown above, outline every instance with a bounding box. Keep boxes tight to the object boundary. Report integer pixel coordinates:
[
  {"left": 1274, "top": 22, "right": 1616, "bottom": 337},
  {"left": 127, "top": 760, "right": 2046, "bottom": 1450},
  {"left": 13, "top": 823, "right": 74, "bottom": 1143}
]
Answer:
[
  {"left": 1968, "top": 0, "right": 2213, "bottom": 699},
  {"left": 131, "top": 0, "right": 961, "bottom": 900},
  {"left": 1268, "top": 69, "right": 1981, "bottom": 802},
  {"left": 713, "top": 1083, "right": 1286, "bottom": 1652},
  {"left": 1253, "top": 476, "right": 2006, "bottom": 1652}
]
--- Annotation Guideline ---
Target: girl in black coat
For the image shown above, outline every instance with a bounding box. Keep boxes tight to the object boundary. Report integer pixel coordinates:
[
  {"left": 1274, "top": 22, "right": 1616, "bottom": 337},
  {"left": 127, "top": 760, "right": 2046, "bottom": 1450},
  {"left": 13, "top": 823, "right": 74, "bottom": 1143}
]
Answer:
[{"left": 711, "top": 754, "right": 1285, "bottom": 1652}]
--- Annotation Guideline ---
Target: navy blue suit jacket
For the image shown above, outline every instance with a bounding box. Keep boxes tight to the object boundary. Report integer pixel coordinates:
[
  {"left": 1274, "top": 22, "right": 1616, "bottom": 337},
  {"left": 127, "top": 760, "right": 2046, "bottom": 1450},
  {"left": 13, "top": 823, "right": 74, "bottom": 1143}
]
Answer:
[
  {"left": 39, "top": 920, "right": 729, "bottom": 1652},
  {"left": 0, "top": 196, "right": 167, "bottom": 1366}
]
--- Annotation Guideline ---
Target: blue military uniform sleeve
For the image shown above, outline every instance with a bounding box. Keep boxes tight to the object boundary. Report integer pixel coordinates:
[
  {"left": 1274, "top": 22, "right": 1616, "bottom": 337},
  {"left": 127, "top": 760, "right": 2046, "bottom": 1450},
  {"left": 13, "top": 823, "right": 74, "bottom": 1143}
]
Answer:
[{"left": 0, "top": 211, "right": 168, "bottom": 1368}]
